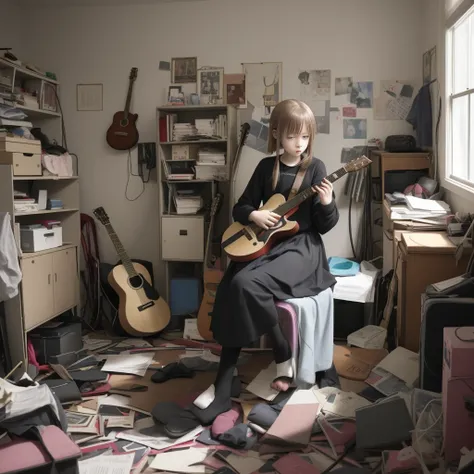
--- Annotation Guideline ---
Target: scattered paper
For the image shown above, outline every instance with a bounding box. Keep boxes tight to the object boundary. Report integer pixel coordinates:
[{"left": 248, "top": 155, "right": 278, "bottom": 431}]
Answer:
[
  {"left": 322, "top": 391, "right": 371, "bottom": 418},
  {"left": 376, "top": 347, "right": 419, "bottom": 386},
  {"left": 78, "top": 453, "right": 134, "bottom": 474},
  {"left": 116, "top": 416, "right": 203, "bottom": 451},
  {"left": 245, "top": 362, "right": 279, "bottom": 401},
  {"left": 150, "top": 447, "right": 211, "bottom": 473},
  {"left": 183, "top": 318, "right": 205, "bottom": 341},
  {"left": 312, "top": 386, "right": 340, "bottom": 407},
  {"left": 216, "top": 451, "right": 265, "bottom": 474},
  {"left": 116, "top": 338, "right": 154, "bottom": 348},
  {"left": 366, "top": 367, "right": 410, "bottom": 397},
  {"left": 82, "top": 335, "right": 112, "bottom": 351},
  {"left": 101, "top": 352, "right": 154, "bottom": 377},
  {"left": 347, "top": 325, "right": 387, "bottom": 349}
]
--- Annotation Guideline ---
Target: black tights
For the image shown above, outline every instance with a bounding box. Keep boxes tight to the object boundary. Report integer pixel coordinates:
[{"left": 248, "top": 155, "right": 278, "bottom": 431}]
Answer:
[{"left": 190, "top": 324, "right": 292, "bottom": 424}]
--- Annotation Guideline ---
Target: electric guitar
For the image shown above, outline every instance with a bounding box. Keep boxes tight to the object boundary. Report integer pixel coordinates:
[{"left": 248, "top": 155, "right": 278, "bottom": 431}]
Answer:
[
  {"left": 93, "top": 206, "right": 171, "bottom": 336},
  {"left": 106, "top": 68, "right": 139, "bottom": 150},
  {"left": 221, "top": 156, "right": 372, "bottom": 262},
  {"left": 196, "top": 193, "right": 223, "bottom": 341},
  {"left": 196, "top": 122, "right": 251, "bottom": 340}
]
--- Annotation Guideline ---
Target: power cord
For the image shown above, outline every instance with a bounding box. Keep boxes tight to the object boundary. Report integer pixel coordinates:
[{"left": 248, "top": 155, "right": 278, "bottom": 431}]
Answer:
[{"left": 125, "top": 149, "right": 146, "bottom": 201}]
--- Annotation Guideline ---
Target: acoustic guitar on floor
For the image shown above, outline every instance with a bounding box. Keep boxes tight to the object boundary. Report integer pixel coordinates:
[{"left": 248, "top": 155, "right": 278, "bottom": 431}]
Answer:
[
  {"left": 221, "top": 155, "right": 372, "bottom": 262},
  {"left": 93, "top": 206, "right": 171, "bottom": 336},
  {"left": 106, "top": 67, "right": 139, "bottom": 151}
]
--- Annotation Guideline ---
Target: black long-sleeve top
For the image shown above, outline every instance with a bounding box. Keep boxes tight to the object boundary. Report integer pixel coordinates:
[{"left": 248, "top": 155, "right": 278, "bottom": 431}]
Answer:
[{"left": 233, "top": 156, "right": 339, "bottom": 236}]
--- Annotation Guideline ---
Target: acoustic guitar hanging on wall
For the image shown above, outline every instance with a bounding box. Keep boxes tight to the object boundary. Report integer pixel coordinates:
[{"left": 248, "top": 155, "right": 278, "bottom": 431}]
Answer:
[{"left": 106, "top": 67, "right": 139, "bottom": 150}]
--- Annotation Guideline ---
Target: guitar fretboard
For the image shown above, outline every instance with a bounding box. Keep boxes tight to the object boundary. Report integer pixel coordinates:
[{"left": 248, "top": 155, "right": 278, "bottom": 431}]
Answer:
[
  {"left": 275, "top": 165, "right": 348, "bottom": 216},
  {"left": 105, "top": 223, "right": 137, "bottom": 278}
]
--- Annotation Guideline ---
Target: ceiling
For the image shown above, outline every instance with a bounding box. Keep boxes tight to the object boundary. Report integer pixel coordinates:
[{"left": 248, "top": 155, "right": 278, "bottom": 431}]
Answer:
[{"left": 16, "top": 0, "right": 207, "bottom": 5}]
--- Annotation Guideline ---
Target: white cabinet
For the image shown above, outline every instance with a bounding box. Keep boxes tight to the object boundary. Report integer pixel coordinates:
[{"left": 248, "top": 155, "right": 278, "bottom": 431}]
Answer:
[
  {"left": 161, "top": 216, "right": 204, "bottom": 261},
  {"left": 22, "top": 246, "right": 78, "bottom": 331}
]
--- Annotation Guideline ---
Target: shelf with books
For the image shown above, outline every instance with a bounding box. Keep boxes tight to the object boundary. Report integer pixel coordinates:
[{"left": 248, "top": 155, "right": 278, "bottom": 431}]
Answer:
[{"left": 156, "top": 104, "right": 237, "bottom": 303}]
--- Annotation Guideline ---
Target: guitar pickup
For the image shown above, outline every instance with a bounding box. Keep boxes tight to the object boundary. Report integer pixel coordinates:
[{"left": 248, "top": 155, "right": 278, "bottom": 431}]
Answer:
[
  {"left": 138, "top": 301, "right": 155, "bottom": 311},
  {"left": 243, "top": 228, "right": 254, "bottom": 241}
]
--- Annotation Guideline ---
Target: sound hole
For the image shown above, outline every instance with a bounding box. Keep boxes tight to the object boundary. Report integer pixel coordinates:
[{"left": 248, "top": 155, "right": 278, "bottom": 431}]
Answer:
[
  {"left": 129, "top": 274, "right": 144, "bottom": 290},
  {"left": 120, "top": 119, "right": 129, "bottom": 127}
]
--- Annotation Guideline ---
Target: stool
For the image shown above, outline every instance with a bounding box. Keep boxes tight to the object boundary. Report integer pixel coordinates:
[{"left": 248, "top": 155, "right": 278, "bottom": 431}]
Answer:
[{"left": 261, "top": 290, "right": 335, "bottom": 386}]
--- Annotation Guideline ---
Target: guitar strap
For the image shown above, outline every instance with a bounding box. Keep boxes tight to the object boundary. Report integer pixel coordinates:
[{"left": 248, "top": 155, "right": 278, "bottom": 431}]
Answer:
[{"left": 288, "top": 162, "right": 309, "bottom": 200}]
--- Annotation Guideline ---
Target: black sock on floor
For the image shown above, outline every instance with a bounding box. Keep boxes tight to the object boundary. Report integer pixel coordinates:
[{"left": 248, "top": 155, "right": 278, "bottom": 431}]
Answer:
[
  {"left": 316, "top": 363, "right": 341, "bottom": 389},
  {"left": 191, "top": 346, "right": 241, "bottom": 425},
  {"left": 269, "top": 323, "right": 291, "bottom": 364}
]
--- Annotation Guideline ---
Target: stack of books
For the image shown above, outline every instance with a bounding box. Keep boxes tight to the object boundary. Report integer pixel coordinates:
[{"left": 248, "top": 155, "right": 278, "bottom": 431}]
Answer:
[{"left": 195, "top": 147, "right": 227, "bottom": 181}]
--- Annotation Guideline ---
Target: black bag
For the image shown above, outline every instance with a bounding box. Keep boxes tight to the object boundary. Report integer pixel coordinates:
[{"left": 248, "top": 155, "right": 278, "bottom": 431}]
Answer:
[{"left": 384, "top": 135, "right": 418, "bottom": 153}]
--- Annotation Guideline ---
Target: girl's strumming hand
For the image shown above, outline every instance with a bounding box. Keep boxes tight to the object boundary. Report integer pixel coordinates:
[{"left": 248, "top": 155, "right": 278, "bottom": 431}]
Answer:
[
  {"left": 312, "top": 179, "right": 333, "bottom": 206},
  {"left": 249, "top": 210, "right": 280, "bottom": 230}
]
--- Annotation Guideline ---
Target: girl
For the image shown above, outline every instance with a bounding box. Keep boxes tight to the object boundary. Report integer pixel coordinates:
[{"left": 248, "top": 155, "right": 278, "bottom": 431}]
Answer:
[{"left": 171, "top": 99, "right": 339, "bottom": 430}]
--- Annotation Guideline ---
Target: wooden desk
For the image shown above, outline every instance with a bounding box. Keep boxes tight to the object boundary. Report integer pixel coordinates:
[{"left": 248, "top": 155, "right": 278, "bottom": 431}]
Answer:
[{"left": 396, "top": 232, "right": 470, "bottom": 352}]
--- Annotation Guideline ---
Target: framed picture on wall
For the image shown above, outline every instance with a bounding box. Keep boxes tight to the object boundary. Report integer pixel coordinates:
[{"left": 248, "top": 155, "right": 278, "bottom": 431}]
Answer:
[
  {"left": 197, "top": 67, "right": 224, "bottom": 102},
  {"left": 171, "top": 57, "right": 197, "bottom": 84}
]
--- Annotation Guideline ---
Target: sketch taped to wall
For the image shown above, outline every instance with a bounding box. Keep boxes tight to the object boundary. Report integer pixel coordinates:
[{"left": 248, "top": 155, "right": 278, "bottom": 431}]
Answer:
[
  {"left": 343, "top": 118, "right": 367, "bottom": 139},
  {"left": 241, "top": 62, "right": 282, "bottom": 152},
  {"left": 374, "top": 80, "right": 416, "bottom": 120},
  {"left": 299, "top": 69, "right": 331, "bottom": 101},
  {"left": 350, "top": 81, "right": 373, "bottom": 108},
  {"left": 335, "top": 77, "right": 352, "bottom": 96}
]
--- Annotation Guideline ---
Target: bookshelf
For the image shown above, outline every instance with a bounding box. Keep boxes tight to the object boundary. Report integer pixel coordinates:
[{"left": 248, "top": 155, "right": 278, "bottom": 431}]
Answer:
[
  {"left": 156, "top": 104, "right": 237, "bottom": 306},
  {"left": 0, "top": 60, "right": 80, "bottom": 371}
]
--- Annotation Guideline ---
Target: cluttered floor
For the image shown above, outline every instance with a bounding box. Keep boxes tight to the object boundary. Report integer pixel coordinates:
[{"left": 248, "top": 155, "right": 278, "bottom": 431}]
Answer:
[{"left": 0, "top": 330, "right": 449, "bottom": 474}]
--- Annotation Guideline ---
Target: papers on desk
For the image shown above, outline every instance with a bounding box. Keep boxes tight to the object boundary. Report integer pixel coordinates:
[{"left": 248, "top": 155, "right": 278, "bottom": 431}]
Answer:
[{"left": 389, "top": 196, "right": 451, "bottom": 222}]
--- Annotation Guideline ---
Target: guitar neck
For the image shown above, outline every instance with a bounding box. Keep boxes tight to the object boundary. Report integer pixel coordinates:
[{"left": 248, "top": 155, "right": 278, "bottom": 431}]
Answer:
[
  {"left": 275, "top": 165, "right": 348, "bottom": 216},
  {"left": 104, "top": 223, "right": 137, "bottom": 277},
  {"left": 123, "top": 80, "right": 134, "bottom": 118}
]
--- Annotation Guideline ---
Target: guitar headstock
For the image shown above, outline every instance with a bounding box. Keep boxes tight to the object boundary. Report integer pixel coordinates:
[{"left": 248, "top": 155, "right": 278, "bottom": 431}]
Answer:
[
  {"left": 93, "top": 206, "right": 110, "bottom": 226},
  {"left": 239, "top": 122, "right": 250, "bottom": 144},
  {"left": 344, "top": 155, "right": 372, "bottom": 173},
  {"left": 210, "top": 193, "right": 222, "bottom": 217},
  {"left": 129, "top": 67, "right": 138, "bottom": 81}
]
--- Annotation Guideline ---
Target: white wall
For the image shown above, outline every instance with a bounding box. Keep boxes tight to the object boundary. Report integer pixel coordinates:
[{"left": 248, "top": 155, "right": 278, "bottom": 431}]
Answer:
[
  {"left": 17, "top": 0, "right": 424, "bottom": 282},
  {"left": 0, "top": 1, "right": 22, "bottom": 53},
  {"left": 421, "top": 0, "right": 474, "bottom": 213}
]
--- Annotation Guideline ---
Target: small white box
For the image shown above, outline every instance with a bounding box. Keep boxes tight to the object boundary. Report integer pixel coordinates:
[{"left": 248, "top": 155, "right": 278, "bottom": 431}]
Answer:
[{"left": 20, "top": 226, "right": 63, "bottom": 253}]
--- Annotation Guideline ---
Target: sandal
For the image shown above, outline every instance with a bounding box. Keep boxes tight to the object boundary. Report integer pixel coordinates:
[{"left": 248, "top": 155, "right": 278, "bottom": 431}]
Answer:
[{"left": 151, "top": 362, "right": 195, "bottom": 383}]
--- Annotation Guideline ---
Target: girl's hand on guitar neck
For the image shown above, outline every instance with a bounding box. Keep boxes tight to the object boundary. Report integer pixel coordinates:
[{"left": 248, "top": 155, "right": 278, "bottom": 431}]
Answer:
[
  {"left": 249, "top": 209, "right": 280, "bottom": 230},
  {"left": 312, "top": 178, "right": 333, "bottom": 205}
]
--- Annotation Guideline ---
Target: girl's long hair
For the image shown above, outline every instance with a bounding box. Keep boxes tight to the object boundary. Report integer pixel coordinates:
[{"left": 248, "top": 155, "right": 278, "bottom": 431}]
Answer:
[{"left": 267, "top": 99, "right": 317, "bottom": 190}]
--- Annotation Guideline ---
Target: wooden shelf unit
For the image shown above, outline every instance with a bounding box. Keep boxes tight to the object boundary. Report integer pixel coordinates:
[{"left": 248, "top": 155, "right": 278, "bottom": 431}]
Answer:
[
  {"left": 156, "top": 104, "right": 237, "bottom": 303},
  {"left": 0, "top": 57, "right": 60, "bottom": 123},
  {"left": 0, "top": 64, "right": 80, "bottom": 369}
]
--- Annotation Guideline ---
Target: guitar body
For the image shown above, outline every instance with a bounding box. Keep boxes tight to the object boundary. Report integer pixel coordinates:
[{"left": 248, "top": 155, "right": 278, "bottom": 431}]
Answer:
[
  {"left": 108, "top": 261, "right": 171, "bottom": 336},
  {"left": 222, "top": 194, "right": 299, "bottom": 262},
  {"left": 196, "top": 267, "right": 224, "bottom": 341},
  {"left": 106, "top": 111, "right": 139, "bottom": 151}
]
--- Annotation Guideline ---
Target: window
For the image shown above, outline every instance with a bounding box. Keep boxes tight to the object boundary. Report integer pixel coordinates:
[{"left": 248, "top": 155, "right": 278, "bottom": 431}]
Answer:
[{"left": 446, "top": 2, "right": 474, "bottom": 187}]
